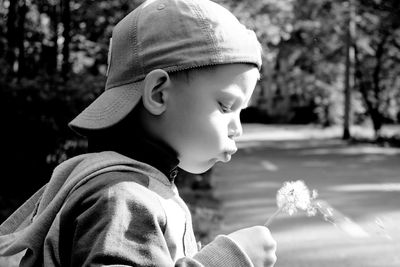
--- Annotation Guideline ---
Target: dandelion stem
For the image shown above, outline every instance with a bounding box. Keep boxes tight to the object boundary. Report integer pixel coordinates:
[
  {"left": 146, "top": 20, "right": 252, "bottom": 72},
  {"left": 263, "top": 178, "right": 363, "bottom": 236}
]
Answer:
[{"left": 264, "top": 206, "right": 283, "bottom": 227}]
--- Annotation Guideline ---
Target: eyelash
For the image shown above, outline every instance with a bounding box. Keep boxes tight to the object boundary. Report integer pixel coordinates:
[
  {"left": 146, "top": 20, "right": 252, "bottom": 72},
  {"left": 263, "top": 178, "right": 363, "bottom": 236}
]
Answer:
[{"left": 219, "top": 102, "right": 232, "bottom": 113}]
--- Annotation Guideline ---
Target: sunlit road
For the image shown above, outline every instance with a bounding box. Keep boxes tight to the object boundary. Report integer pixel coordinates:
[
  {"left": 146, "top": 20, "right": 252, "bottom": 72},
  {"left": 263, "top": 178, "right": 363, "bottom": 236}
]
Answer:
[{"left": 212, "top": 124, "right": 400, "bottom": 267}]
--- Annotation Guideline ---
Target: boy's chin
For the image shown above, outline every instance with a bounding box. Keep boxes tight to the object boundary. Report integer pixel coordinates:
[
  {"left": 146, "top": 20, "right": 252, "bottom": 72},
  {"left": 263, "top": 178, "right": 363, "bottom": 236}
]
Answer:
[{"left": 178, "top": 160, "right": 215, "bottom": 174}]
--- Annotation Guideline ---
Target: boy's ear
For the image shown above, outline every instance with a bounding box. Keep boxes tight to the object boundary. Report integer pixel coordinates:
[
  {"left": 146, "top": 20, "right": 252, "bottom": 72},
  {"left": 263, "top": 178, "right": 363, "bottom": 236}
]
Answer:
[{"left": 142, "top": 69, "right": 171, "bottom": 115}]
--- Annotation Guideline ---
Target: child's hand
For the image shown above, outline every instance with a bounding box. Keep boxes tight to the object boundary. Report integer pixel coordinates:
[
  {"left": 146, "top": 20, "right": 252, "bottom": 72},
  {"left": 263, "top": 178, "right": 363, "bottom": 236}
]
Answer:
[{"left": 228, "top": 226, "right": 277, "bottom": 267}]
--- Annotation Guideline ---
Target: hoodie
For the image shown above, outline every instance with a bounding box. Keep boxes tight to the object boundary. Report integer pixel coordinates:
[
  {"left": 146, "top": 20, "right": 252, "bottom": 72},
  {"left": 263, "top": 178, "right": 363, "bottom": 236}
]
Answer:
[{"left": 0, "top": 151, "right": 253, "bottom": 266}]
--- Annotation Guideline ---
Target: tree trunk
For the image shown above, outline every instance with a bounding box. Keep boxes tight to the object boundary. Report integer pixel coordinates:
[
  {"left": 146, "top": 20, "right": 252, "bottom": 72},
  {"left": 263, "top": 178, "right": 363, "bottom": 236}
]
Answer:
[
  {"left": 370, "top": 32, "right": 389, "bottom": 137},
  {"left": 343, "top": 5, "right": 352, "bottom": 140},
  {"left": 61, "top": 0, "right": 71, "bottom": 80},
  {"left": 343, "top": 0, "right": 357, "bottom": 140},
  {"left": 353, "top": 44, "right": 383, "bottom": 139}
]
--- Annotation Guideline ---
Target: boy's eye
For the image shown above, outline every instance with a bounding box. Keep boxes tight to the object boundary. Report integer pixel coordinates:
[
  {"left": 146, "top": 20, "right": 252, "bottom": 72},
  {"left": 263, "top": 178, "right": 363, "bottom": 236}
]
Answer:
[{"left": 219, "top": 102, "right": 232, "bottom": 113}]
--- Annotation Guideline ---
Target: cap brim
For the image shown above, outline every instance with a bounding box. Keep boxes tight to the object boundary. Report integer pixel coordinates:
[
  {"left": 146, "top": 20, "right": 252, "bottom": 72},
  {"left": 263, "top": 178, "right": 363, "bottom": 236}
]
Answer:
[{"left": 68, "top": 80, "right": 144, "bottom": 135}]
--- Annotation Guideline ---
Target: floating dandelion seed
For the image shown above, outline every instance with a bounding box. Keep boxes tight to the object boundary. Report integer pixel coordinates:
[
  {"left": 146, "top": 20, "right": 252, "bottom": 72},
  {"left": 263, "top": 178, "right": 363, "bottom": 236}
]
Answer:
[
  {"left": 374, "top": 217, "right": 392, "bottom": 240},
  {"left": 313, "top": 199, "right": 369, "bottom": 238},
  {"left": 264, "top": 180, "right": 392, "bottom": 240}
]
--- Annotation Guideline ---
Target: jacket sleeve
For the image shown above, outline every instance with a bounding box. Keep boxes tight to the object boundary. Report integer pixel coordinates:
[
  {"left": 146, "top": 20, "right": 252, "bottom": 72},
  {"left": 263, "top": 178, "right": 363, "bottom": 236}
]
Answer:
[{"left": 58, "top": 172, "right": 253, "bottom": 267}]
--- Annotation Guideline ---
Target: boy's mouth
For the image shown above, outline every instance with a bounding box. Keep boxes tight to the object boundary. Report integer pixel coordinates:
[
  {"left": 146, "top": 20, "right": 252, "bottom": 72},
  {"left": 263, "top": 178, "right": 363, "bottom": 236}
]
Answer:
[
  {"left": 226, "top": 148, "right": 238, "bottom": 155},
  {"left": 221, "top": 148, "right": 237, "bottom": 162},
  {"left": 222, "top": 152, "right": 232, "bottom": 162}
]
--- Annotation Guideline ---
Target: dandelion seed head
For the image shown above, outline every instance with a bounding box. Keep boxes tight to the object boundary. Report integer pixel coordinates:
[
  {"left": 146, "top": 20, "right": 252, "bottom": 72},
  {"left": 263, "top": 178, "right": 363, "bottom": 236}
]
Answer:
[{"left": 276, "top": 180, "right": 317, "bottom": 216}]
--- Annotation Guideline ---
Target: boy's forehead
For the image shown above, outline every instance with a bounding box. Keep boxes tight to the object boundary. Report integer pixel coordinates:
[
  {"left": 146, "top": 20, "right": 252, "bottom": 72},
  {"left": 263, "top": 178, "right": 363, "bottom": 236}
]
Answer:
[
  {"left": 189, "top": 64, "right": 259, "bottom": 94},
  {"left": 191, "top": 64, "right": 259, "bottom": 77},
  {"left": 142, "top": 0, "right": 159, "bottom": 9},
  {"left": 212, "top": 64, "right": 260, "bottom": 82}
]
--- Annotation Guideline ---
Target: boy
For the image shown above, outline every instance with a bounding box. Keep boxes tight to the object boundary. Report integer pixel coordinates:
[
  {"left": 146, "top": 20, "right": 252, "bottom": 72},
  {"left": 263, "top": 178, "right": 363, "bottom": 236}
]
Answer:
[{"left": 0, "top": 0, "right": 277, "bottom": 266}]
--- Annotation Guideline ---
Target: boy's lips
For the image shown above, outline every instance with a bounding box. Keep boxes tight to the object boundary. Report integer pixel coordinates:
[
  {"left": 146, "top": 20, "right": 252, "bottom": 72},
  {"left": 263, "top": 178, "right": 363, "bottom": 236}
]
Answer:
[
  {"left": 222, "top": 153, "right": 232, "bottom": 162},
  {"left": 221, "top": 148, "right": 237, "bottom": 162},
  {"left": 226, "top": 148, "right": 238, "bottom": 155}
]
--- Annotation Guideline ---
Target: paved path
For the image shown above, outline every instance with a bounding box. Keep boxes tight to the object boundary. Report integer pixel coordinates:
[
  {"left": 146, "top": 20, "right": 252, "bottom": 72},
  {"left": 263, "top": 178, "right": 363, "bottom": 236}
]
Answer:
[{"left": 212, "top": 124, "right": 400, "bottom": 267}]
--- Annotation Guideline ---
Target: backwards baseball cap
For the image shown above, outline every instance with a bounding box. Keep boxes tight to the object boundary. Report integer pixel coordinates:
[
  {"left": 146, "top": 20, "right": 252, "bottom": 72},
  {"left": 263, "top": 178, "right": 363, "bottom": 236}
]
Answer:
[{"left": 69, "top": 0, "right": 262, "bottom": 134}]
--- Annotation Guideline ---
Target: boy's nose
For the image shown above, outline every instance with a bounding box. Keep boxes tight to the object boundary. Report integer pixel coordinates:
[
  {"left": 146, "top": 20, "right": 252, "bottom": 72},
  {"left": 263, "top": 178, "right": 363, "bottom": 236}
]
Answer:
[{"left": 228, "top": 116, "right": 243, "bottom": 138}]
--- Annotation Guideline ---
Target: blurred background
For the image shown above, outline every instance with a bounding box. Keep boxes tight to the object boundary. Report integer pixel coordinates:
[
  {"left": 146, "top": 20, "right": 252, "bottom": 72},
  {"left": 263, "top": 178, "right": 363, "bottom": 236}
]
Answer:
[{"left": 1, "top": 0, "right": 399, "bottom": 265}]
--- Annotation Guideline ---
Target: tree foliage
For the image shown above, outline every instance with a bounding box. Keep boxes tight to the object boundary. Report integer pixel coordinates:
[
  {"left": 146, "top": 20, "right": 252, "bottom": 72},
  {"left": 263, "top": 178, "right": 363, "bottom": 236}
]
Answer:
[
  {"left": 219, "top": 0, "right": 400, "bottom": 128},
  {"left": 0, "top": 0, "right": 399, "bottom": 221},
  {"left": 352, "top": 0, "right": 400, "bottom": 136}
]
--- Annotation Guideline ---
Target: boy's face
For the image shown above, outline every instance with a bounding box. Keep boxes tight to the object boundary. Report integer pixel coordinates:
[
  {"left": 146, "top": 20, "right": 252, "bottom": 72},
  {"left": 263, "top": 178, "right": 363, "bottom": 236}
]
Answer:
[{"left": 162, "top": 64, "right": 259, "bottom": 174}]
